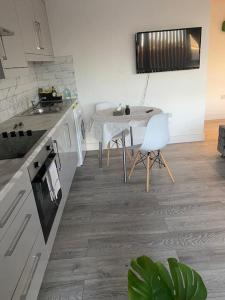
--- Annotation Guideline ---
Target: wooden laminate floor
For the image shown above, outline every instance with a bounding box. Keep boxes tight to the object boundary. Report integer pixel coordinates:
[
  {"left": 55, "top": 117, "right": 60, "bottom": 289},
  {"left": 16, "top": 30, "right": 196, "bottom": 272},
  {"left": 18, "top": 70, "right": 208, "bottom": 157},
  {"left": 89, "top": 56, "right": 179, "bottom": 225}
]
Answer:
[{"left": 39, "top": 120, "right": 225, "bottom": 300}]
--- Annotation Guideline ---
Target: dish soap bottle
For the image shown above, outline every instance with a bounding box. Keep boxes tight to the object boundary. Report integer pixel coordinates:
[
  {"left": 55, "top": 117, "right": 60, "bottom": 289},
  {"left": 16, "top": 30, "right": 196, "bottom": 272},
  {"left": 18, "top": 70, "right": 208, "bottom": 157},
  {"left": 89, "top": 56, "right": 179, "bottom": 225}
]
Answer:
[{"left": 63, "top": 88, "right": 71, "bottom": 100}]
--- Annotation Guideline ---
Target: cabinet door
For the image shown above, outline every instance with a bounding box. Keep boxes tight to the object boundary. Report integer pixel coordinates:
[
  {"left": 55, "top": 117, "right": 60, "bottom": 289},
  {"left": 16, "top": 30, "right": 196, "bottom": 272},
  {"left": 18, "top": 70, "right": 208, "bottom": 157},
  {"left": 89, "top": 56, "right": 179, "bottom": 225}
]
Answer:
[
  {"left": 51, "top": 112, "right": 77, "bottom": 198},
  {"left": 12, "top": 231, "right": 48, "bottom": 300},
  {"left": 0, "top": 169, "right": 32, "bottom": 243},
  {"left": 0, "top": 0, "right": 27, "bottom": 68},
  {"left": 0, "top": 192, "right": 41, "bottom": 300},
  {"left": 53, "top": 122, "right": 71, "bottom": 154},
  {"left": 66, "top": 108, "right": 79, "bottom": 156},
  {"left": 60, "top": 109, "right": 78, "bottom": 160},
  {"left": 14, "top": 0, "right": 38, "bottom": 55},
  {"left": 31, "top": 0, "right": 53, "bottom": 56},
  {"left": 51, "top": 123, "right": 70, "bottom": 184}
]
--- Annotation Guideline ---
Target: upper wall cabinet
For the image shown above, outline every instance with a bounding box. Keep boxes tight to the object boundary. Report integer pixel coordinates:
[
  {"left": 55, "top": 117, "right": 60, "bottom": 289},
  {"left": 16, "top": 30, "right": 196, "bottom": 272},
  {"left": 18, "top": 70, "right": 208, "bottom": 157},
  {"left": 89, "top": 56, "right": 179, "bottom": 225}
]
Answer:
[
  {"left": 14, "top": 0, "right": 54, "bottom": 61},
  {"left": 14, "top": 0, "right": 39, "bottom": 56},
  {"left": 31, "top": 0, "right": 53, "bottom": 56},
  {"left": 0, "top": 0, "right": 27, "bottom": 68}
]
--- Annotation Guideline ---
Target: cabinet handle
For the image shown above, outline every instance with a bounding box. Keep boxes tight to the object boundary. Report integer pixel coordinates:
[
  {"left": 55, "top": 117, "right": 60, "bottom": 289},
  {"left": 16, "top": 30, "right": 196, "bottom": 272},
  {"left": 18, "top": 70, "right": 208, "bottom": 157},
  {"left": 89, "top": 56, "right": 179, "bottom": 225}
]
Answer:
[
  {"left": 34, "top": 21, "right": 44, "bottom": 50},
  {"left": 0, "top": 190, "right": 26, "bottom": 228},
  {"left": 38, "top": 22, "right": 44, "bottom": 50},
  {"left": 65, "top": 123, "right": 72, "bottom": 148},
  {"left": 4, "top": 214, "right": 31, "bottom": 257},
  {"left": 53, "top": 140, "right": 62, "bottom": 171},
  {"left": 20, "top": 253, "right": 41, "bottom": 300}
]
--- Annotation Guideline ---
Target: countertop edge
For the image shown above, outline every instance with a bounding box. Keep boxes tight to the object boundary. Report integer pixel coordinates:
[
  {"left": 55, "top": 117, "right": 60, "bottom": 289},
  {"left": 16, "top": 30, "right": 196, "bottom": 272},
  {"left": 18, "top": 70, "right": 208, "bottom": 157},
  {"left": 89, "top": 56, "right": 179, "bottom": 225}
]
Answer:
[{"left": 0, "top": 101, "right": 76, "bottom": 200}]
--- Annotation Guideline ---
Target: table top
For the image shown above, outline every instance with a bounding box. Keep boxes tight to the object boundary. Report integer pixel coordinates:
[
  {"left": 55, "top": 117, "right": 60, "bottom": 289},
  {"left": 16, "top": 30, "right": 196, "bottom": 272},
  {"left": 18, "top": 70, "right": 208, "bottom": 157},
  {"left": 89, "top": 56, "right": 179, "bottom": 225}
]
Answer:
[{"left": 92, "top": 106, "right": 162, "bottom": 123}]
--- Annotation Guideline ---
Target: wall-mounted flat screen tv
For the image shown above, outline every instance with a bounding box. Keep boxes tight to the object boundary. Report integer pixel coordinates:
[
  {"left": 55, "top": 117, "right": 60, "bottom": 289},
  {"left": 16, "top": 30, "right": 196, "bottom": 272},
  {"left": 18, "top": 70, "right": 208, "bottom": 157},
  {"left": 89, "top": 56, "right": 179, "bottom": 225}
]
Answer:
[{"left": 135, "top": 27, "right": 202, "bottom": 74}]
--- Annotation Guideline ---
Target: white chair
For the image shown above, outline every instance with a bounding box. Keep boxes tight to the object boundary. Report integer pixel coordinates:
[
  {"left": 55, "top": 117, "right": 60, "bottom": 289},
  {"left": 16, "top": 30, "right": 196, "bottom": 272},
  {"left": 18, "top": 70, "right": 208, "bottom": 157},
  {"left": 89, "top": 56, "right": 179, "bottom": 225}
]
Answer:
[
  {"left": 128, "top": 113, "right": 175, "bottom": 192},
  {"left": 96, "top": 101, "right": 131, "bottom": 166}
]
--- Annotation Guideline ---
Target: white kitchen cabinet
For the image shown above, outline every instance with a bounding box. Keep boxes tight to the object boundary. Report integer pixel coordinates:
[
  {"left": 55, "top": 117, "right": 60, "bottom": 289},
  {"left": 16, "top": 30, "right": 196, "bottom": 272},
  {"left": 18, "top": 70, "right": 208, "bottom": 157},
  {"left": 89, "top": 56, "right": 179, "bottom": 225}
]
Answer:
[
  {"left": 0, "top": 0, "right": 27, "bottom": 68},
  {"left": 0, "top": 105, "right": 78, "bottom": 300},
  {"left": 47, "top": 108, "right": 78, "bottom": 256},
  {"left": 12, "top": 230, "right": 48, "bottom": 300},
  {"left": 13, "top": 0, "right": 38, "bottom": 56},
  {"left": 14, "top": 0, "right": 54, "bottom": 61},
  {"left": 51, "top": 108, "right": 78, "bottom": 197},
  {"left": 0, "top": 169, "right": 32, "bottom": 243},
  {"left": 0, "top": 191, "right": 41, "bottom": 300},
  {"left": 31, "top": 0, "right": 53, "bottom": 56},
  {"left": 51, "top": 108, "right": 77, "bottom": 156}
]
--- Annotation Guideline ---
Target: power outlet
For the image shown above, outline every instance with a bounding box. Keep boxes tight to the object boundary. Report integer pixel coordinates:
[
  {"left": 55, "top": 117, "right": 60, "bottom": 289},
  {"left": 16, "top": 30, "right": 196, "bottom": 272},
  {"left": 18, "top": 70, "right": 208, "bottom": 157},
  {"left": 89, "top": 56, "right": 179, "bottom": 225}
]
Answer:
[{"left": 221, "top": 95, "right": 225, "bottom": 100}]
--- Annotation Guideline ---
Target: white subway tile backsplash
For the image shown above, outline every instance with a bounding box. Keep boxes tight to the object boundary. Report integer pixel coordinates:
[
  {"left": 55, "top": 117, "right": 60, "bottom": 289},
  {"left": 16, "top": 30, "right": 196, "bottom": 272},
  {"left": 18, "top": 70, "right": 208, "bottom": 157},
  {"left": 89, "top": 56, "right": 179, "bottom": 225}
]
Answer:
[
  {"left": 0, "top": 66, "right": 37, "bottom": 122},
  {"left": 0, "top": 55, "right": 78, "bottom": 124},
  {"left": 33, "top": 55, "right": 77, "bottom": 99},
  {"left": 60, "top": 64, "right": 75, "bottom": 72}
]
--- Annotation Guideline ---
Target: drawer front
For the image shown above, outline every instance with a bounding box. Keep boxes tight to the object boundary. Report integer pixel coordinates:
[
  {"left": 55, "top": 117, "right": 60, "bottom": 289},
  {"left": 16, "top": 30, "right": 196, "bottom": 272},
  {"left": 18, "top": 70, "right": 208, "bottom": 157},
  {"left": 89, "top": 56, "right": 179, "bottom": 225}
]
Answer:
[
  {"left": 12, "top": 231, "right": 48, "bottom": 300},
  {"left": 0, "top": 169, "right": 32, "bottom": 242},
  {"left": 0, "top": 192, "right": 41, "bottom": 300}
]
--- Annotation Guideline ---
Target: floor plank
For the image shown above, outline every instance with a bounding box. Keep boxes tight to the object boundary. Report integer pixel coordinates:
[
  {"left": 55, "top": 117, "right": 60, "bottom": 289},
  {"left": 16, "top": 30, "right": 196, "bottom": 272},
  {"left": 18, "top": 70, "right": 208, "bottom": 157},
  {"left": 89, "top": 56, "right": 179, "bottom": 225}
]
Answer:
[{"left": 39, "top": 119, "right": 225, "bottom": 300}]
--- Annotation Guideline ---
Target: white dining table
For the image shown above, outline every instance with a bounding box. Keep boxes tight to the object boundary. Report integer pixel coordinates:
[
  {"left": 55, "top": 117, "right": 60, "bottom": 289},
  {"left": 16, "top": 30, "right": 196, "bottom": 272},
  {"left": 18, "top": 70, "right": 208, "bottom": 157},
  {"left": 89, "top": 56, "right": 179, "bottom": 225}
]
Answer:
[{"left": 91, "top": 106, "right": 162, "bottom": 182}]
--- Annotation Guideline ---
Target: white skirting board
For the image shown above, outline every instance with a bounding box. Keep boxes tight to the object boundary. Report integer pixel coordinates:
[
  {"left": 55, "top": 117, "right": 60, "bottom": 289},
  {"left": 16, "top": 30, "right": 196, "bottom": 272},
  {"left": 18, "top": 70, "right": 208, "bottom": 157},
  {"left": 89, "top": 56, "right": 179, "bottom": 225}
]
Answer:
[{"left": 86, "top": 133, "right": 205, "bottom": 151}]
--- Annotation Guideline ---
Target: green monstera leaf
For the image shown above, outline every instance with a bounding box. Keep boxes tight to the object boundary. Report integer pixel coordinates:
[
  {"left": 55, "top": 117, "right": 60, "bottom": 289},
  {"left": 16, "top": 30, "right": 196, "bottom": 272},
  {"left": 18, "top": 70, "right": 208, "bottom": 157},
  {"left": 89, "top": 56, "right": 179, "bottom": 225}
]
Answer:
[{"left": 128, "top": 256, "right": 207, "bottom": 300}]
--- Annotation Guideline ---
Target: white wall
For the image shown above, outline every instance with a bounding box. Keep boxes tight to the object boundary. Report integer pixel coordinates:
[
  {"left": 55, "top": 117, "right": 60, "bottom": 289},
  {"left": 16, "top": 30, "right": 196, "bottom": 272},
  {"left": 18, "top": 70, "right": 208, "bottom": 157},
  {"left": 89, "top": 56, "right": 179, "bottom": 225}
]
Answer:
[
  {"left": 206, "top": 0, "right": 225, "bottom": 120},
  {"left": 45, "top": 0, "right": 210, "bottom": 149}
]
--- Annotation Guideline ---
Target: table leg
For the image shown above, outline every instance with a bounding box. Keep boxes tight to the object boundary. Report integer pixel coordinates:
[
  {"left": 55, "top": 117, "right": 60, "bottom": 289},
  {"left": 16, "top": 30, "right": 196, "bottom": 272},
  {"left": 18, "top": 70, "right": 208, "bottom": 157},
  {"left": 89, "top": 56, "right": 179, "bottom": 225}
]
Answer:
[
  {"left": 130, "top": 126, "right": 134, "bottom": 156},
  {"left": 99, "top": 142, "right": 103, "bottom": 168},
  {"left": 122, "top": 131, "right": 127, "bottom": 183}
]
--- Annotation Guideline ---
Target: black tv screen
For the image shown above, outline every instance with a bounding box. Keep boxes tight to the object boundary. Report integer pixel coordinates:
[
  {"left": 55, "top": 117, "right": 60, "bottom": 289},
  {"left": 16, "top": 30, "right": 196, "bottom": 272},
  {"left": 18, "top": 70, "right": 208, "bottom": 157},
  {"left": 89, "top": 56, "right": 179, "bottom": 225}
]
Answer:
[{"left": 135, "top": 27, "right": 202, "bottom": 74}]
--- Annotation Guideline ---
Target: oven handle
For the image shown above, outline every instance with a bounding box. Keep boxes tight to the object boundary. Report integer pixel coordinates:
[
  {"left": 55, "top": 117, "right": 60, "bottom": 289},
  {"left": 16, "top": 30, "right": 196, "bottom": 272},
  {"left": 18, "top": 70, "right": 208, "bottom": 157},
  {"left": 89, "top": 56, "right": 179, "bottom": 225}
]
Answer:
[
  {"left": 32, "top": 153, "right": 60, "bottom": 183},
  {"left": 38, "top": 154, "right": 57, "bottom": 182},
  {"left": 53, "top": 139, "right": 62, "bottom": 171}
]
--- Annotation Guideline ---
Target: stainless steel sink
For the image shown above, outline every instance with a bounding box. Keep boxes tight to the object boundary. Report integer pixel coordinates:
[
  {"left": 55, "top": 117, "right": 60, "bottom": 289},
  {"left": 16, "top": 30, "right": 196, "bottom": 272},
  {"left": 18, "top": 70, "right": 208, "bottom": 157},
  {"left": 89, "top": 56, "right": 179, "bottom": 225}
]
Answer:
[{"left": 21, "top": 106, "right": 62, "bottom": 116}]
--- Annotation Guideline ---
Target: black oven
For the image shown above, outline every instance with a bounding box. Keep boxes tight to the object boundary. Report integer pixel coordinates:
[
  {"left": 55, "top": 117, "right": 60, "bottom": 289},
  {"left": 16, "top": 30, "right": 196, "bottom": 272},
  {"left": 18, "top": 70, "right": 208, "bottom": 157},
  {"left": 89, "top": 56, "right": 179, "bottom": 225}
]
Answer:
[{"left": 28, "top": 139, "right": 62, "bottom": 243}]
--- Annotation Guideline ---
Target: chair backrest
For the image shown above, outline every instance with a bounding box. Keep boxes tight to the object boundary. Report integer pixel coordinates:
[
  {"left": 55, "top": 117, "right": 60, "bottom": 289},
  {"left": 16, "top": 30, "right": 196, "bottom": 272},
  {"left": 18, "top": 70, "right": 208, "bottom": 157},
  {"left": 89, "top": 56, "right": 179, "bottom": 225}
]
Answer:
[
  {"left": 140, "top": 113, "right": 170, "bottom": 152},
  {"left": 95, "top": 101, "right": 118, "bottom": 112}
]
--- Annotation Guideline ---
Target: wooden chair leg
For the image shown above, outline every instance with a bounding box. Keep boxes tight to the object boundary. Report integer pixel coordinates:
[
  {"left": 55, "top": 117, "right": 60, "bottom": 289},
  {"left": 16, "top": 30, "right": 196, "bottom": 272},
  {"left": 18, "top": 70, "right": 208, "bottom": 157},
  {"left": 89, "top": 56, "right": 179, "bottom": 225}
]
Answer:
[
  {"left": 107, "top": 142, "right": 110, "bottom": 167},
  {"left": 128, "top": 151, "right": 140, "bottom": 179},
  {"left": 146, "top": 155, "right": 154, "bottom": 192},
  {"left": 126, "top": 148, "right": 132, "bottom": 162},
  {"left": 160, "top": 152, "right": 175, "bottom": 183}
]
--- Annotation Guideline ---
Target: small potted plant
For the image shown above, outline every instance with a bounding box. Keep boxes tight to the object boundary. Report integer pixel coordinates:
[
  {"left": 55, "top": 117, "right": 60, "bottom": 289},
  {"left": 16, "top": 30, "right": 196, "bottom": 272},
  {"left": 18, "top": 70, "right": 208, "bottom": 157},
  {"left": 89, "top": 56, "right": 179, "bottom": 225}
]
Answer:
[{"left": 128, "top": 256, "right": 207, "bottom": 300}]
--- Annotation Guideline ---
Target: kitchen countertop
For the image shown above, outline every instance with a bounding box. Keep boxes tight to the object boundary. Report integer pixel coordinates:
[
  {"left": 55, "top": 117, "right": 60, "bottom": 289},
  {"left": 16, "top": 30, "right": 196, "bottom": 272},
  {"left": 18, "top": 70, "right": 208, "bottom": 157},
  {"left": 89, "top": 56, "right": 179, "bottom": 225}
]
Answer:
[
  {"left": 0, "top": 99, "right": 76, "bottom": 198},
  {"left": 0, "top": 101, "right": 75, "bottom": 132}
]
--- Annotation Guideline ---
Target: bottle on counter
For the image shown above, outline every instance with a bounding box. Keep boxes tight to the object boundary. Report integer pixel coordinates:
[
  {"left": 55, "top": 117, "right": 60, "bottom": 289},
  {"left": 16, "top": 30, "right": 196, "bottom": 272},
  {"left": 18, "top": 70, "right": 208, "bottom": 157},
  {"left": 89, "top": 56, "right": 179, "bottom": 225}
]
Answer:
[
  {"left": 125, "top": 105, "right": 130, "bottom": 115},
  {"left": 63, "top": 88, "right": 71, "bottom": 100},
  {"left": 52, "top": 86, "right": 57, "bottom": 98}
]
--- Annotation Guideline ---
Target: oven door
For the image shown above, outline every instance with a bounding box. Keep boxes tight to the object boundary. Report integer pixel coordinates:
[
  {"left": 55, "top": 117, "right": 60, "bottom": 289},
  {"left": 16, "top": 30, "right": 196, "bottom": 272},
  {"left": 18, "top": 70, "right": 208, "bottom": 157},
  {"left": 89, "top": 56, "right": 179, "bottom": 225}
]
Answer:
[{"left": 31, "top": 152, "right": 62, "bottom": 243}]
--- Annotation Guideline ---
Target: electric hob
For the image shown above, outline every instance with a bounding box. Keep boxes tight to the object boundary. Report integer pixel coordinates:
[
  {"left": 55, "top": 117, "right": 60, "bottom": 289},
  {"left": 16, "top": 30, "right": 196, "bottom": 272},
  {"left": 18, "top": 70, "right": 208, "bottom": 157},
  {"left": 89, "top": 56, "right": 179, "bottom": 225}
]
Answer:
[{"left": 0, "top": 130, "right": 47, "bottom": 160}]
